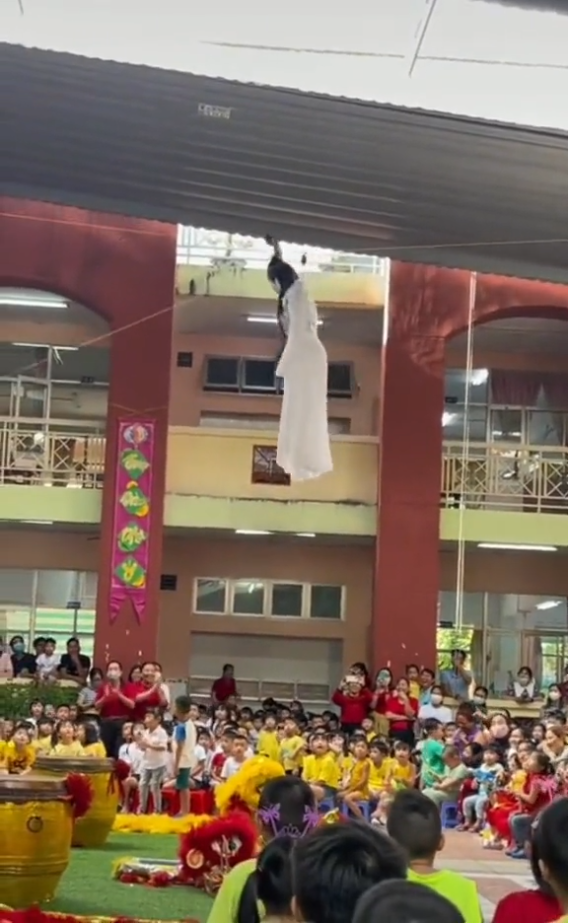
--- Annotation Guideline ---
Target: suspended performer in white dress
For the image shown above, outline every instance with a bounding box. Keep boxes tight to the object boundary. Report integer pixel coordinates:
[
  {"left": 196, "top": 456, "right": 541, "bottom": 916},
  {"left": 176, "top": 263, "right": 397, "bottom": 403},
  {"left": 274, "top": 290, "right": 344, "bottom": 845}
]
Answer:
[{"left": 265, "top": 236, "right": 333, "bottom": 482}]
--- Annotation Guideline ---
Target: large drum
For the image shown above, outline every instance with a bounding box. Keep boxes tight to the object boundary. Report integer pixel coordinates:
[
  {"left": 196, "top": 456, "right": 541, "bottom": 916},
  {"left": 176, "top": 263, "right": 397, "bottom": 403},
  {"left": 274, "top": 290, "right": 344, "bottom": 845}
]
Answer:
[
  {"left": 0, "top": 773, "right": 74, "bottom": 907},
  {"left": 36, "top": 756, "right": 118, "bottom": 848}
]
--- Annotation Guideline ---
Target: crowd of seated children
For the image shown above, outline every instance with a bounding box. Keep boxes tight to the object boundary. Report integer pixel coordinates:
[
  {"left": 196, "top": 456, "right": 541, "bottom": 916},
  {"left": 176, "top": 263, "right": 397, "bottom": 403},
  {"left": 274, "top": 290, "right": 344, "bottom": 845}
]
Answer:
[{"left": 0, "top": 708, "right": 107, "bottom": 773}]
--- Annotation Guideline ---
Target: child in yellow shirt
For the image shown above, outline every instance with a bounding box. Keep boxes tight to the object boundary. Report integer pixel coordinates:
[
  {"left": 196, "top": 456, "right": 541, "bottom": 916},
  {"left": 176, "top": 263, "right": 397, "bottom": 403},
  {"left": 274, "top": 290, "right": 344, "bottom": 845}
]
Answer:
[
  {"left": 338, "top": 738, "right": 370, "bottom": 819},
  {"left": 2, "top": 726, "right": 35, "bottom": 774},
  {"left": 257, "top": 713, "right": 281, "bottom": 762},
  {"left": 32, "top": 719, "right": 54, "bottom": 754},
  {"left": 368, "top": 738, "right": 393, "bottom": 799},
  {"left": 76, "top": 721, "right": 106, "bottom": 757},
  {"left": 302, "top": 733, "right": 340, "bottom": 804},
  {"left": 406, "top": 664, "right": 421, "bottom": 701},
  {"left": 49, "top": 720, "right": 85, "bottom": 757},
  {"left": 372, "top": 740, "right": 416, "bottom": 825},
  {"left": 279, "top": 718, "right": 305, "bottom": 774}
]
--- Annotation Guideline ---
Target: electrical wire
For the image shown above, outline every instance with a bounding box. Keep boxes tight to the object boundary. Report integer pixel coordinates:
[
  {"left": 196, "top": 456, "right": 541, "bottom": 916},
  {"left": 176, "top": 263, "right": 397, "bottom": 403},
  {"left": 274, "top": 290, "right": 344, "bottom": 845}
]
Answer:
[{"left": 454, "top": 272, "right": 477, "bottom": 629}]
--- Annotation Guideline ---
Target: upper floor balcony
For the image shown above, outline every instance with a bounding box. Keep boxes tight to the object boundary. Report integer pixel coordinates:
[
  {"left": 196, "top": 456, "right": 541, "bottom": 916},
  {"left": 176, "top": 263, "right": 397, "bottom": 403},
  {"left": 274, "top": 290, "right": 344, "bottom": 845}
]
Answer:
[
  {"left": 1, "top": 417, "right": 567, "bottom": 537},
  {"left": 175, "top": 228, "right": 385, "bottom": 308}
]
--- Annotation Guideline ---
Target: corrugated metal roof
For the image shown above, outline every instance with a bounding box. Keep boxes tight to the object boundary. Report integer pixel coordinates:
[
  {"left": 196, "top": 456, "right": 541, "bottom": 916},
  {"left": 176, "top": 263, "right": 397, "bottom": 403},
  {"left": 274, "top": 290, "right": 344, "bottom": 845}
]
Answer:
[{"left": 3, "top": 42, "right": 568, "bottom": 282}]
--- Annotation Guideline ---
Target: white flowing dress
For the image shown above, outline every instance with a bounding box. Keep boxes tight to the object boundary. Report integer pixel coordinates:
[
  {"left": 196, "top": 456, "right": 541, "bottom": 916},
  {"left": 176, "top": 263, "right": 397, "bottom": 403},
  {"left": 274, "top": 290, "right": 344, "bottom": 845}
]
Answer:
[{"left": 276, "top": 279, "right": 333, "bottom": 482}]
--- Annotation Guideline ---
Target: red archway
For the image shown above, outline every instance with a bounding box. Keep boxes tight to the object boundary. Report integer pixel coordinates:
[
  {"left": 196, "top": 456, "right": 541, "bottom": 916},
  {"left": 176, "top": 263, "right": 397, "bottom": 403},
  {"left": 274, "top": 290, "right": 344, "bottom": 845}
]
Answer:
[
  {"left": 0, "top": 197, "right": 177, "bottom": 669},
  {"left": 373, "top": 260, "right": 568, "bottom": 677}
]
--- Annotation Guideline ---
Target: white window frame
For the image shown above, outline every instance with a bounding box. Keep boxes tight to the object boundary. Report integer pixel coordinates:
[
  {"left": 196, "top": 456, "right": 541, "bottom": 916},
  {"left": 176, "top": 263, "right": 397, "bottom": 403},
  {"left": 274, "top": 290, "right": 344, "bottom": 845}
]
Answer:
[{"left": 193, "top": 577, "right": 346, "bottom": 621}]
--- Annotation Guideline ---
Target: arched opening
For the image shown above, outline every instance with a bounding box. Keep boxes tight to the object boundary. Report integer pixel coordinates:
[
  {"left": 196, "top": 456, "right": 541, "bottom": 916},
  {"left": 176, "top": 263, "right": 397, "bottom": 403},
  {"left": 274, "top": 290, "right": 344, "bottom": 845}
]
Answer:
[
  {"left": 0, "top": 286, "right": 110, "bottom": 488},
  {"left": 440, "top": 312, "right": 568, "bottom": 700}
]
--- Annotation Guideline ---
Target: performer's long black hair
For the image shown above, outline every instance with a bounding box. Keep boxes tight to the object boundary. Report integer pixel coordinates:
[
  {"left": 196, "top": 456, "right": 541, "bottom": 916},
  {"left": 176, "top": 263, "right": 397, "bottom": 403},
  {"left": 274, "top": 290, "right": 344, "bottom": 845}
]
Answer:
[{"left": 265, "top": 235, "right": 298, "bottom": 346}]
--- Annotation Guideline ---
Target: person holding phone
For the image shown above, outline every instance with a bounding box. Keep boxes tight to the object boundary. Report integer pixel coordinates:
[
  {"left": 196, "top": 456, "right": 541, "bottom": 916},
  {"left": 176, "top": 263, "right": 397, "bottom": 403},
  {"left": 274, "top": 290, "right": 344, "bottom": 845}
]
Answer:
[
  {"left": 332, "top": 675, "right": 373, "bottom": 735},
  {"left": 372, "top": 668, "right": 393, "bottom": 737}
]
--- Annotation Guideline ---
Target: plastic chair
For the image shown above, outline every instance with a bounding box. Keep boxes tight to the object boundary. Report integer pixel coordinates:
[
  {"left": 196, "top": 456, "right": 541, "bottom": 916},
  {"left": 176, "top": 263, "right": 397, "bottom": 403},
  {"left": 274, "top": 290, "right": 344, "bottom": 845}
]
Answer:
[
  {"left": 440, "top": 802, "right": 460, "bottom": 829},
  {"left": 341, "top": 801, "right": 372, "bottom": 822},
  {"left": 319, "top": 797, "right": 336, "bottom": 814}
]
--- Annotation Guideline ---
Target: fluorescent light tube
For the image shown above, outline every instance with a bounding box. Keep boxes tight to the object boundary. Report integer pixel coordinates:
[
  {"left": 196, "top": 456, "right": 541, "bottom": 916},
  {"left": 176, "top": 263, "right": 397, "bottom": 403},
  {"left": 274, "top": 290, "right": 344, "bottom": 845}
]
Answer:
[
  {"left": 478, "top": 543, "right": 557, "bottom": 552},
  {"left": 13, "top": 342, "right": 78, "bottom": 350},
  {"left": 235, "top": 529, "right": 271, "bottom": 536},
  {"left": 0, "top": 296, "right": 67, "bottom": 309}
]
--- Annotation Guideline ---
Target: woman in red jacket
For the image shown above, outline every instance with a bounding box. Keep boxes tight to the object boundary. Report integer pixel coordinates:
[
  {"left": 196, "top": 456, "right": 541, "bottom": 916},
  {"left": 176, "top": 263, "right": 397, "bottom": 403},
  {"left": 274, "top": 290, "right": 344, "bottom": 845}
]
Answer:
[
  {"left": 382, "top": 676, "right": 418, "bottom": 747},
  {"left": 332, "top": 675, "right": 373, "bottom": 735},
  {"left": 124, "top": 660, "right": 167, "bottom": 722}
]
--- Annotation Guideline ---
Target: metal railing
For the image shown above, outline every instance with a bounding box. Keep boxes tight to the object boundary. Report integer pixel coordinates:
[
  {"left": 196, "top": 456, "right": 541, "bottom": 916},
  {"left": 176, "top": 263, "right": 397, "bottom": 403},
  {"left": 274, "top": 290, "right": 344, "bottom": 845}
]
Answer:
[
  {"left": 176, "top": 226, "right": 385, "bottom": 275},
  {"left": 187, "top": 674, "right": 332, "bottom": 708},
  {"left": 0, "top": 419, "right": 105, "bottom": 488},
  {"left": 442, "top": 441, "right": 568, "bottom": 512}
]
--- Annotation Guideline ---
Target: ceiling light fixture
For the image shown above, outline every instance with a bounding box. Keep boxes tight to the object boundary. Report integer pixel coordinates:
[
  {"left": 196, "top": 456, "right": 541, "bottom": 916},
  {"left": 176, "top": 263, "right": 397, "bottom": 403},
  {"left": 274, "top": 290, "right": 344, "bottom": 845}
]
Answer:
[
  {"left": 470, "top": 369, "right": 489, "bottom": 386},
  {"left": 13, "top": 342, "right": 78, "bottom": 351},
  {"left": 235, "top": 529, "right": 271, "bottom": 536},
  {"left": 21, "top": 520, "right": 54, "bottom": 525},
  {"left": 442, "top": 412, "right": 455, "bottom": 427},
  {"left": 246, "top": 315, "right": 322, "bottom": 326},
  {"left": 536, "top": 600, "right": 562, "bottom": 611},
  {"left": 296, "top": 532, "right": 316, "bottom": 538},
  {"left": 0, "top": 291, "right": 68, "bottom": 309},
  {"left": 478, "top": 542, "right": 557, "bottom": 552}
]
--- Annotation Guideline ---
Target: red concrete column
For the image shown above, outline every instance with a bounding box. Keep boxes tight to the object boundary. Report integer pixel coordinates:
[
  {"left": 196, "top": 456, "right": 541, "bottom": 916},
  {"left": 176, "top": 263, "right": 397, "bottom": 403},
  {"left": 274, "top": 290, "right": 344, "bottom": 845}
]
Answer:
[
  {"left": 94, "top": 265, "right": 175, "bottom": 670},
  {"left": 373, "top": 265, "right": 448, "bottom": 678}
]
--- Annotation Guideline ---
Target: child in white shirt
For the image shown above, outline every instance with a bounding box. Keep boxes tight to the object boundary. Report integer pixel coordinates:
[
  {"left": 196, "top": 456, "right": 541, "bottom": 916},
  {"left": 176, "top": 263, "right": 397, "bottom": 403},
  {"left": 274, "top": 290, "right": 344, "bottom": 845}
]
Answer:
[
  {"left": 192, "top": 729, "right": 213, "bottom": 788},
  {"left": 221, "top": 731, "right": 250, "bottom": 780},
  {"left": 139, "top": 710, "right": 169, "bottom": 814},
  {"left": 36, "top": 638, "right": 59, "bottom": 681}
]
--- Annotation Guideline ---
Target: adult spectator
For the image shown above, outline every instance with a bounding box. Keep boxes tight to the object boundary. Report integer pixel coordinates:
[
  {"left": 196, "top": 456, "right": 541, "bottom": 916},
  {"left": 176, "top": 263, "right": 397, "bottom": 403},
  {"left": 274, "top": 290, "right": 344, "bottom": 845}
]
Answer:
[
  {"left": 382, "top": 677, "right": 419, "bottom": 746},
  {"left": 440, "top": 650, "right": 472, "bottom": 701},
  {"left": 58, "top": 636, "right": 90, "bottom": 682},
  {"left": 125, "top": 660, "right": 167, "bottom": 722},
  {"left": 211, "top": 663, "right": 238, "bottom": 704},
  {"left": 10, "top": 635, "right": 36, "bottom": 676},
  {"left": 332, "top": 674, "right": 373, "bottom": 735},
  {"left": 95, "top": 660, "right": 133, "bottom": 757}
]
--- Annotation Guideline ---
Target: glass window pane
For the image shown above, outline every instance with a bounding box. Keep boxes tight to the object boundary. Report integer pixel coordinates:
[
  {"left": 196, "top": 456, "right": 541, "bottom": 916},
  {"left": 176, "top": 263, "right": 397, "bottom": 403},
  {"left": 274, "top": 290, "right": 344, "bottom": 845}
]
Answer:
[
  {"left": 445, "top": 369, "right": 488, "bottom": 404},
  {"left": 438, "top": 592, "right": 483, "bottom": 628},
  {"left": 36, "top": 571, "right": 79, "bottom": 608},
  {"left": 487, "top": 594, "right": 568, "bottom": 632},
  {"left": 310, "top": 586, "right": 343, "bottom": 620},
  {"left": 76, "top": 610, "right": 96, "bottom": 633},
  {"left": 271, "top": 584, "right": 303, "bottom": 617},
  {"left": 34, "top": 608, "right": 77, "bottom": 634},
  {"left": 195, "top": 579, "right": 227, "bottom": 614},
  {"left": 486, "top": 631, "right": 521, "bottom": 696},
  {"left": 490, "top": 409, "right": 523, "bottom": 442},
  {"left": 528, "top": 410, "right": 562, "bottom": 446},
  {"left": 232, "top": 580, "right": 265, "bottom": 616},
  {"left": 436, "top": 628, "right": 475, "bottom": 674},
  {"left": 443, "top": 406, "right": 487, "bottom": 442},
  {"left": 0, "top": 608, "right": 32, "bottom": 647},
  {"left": 0, "top": 570, "right": 34, "bottom": 606}
]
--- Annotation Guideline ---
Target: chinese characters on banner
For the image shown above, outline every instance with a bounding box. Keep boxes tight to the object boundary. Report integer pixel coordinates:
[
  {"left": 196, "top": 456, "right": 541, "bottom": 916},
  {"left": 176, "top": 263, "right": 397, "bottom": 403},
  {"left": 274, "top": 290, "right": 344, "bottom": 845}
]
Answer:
[{"left": 110, "top": 421, "right": 155, "bottom": 623}]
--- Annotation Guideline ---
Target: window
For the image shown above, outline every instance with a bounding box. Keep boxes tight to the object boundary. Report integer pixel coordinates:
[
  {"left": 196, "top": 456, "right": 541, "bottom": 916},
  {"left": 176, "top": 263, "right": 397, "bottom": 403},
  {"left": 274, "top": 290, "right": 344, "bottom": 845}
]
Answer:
[
  {"left": 310, "top": 585, "right": 343, "bottom": 620},
  {"left": 242, "top": 359, "right": 277, "bottom": 393},
  {"left": 193, "top": 578, "right": 347, "bottom": 621},
  {"left": 271, "top": 583, "right": 303, "bottom": 617},
  {"left": 195, "top": 578, "right": 227, "bottom": 614},
  {"left": 328, "top": 362, "right": 353, "bottom": 398},
  {"left": 202, "top": 355, "right": 355, "bottom": 398},
  {"left": 203, "top": 357, "right": 239, "bottom": 391},
  {"left": 232, "top": 580, "right": 265, "bottom": 616},
  {"left": 251, "top": 445, "right": 290, "bottom": 486},
  {"left": 0, "top": 569, "right": 97, "bottom": 655}
]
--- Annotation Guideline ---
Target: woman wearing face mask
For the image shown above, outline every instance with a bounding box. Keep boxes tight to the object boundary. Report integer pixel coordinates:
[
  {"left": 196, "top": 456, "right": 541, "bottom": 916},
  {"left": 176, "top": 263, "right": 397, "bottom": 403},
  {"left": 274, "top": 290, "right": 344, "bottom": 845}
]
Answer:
[
  {"left": 489, "top": 712, "right": 512, "bottom": 759},
  {"left": 471, "top": 685, "right": 489, "bottom": 720},
  {"left": 542, "top": 684, "right": 564, "bottom": 720},
  {"left": 95, "top": 660, "right": 133, "bottom": 757},
  {"left": 418, "top": 685, "right": 453, "bottom": 725}
]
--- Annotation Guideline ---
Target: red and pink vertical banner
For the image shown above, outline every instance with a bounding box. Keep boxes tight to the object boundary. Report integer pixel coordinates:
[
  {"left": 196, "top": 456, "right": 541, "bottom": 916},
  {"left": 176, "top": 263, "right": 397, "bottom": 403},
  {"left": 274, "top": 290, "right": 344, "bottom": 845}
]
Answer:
[{"left": 109, "top": 420, "right": 155, "bottom": 623}]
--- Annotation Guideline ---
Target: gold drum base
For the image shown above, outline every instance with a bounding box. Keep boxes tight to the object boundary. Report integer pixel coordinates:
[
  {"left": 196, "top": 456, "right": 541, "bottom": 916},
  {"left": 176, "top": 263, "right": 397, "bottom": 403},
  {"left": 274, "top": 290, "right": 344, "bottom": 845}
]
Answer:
[
  {"left": 0, "top": 774, "right": 73, "bottom": 908},
  {"left": 36, "top": 756, "right": 118, "bottom": 849}
]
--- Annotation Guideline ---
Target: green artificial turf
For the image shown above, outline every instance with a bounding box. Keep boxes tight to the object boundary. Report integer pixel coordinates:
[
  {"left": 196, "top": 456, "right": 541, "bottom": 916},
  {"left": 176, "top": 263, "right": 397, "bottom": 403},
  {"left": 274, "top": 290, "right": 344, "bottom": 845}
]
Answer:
[{"left": 45, "top": 834, "right": 214, "bottom": 922}]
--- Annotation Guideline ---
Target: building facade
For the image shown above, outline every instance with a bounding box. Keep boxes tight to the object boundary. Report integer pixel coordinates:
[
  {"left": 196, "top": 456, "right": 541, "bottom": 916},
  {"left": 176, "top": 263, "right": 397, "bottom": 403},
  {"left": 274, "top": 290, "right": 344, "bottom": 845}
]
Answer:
[{"left": 2, "top": 197, "right": 568, "bottom": 708}]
